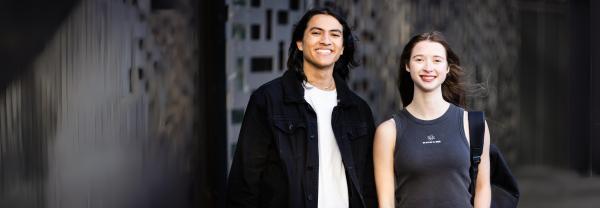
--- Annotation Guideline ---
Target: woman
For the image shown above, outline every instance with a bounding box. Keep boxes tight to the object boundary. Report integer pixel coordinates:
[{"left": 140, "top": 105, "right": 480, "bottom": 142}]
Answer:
[{"left": 373, "top": 31, "right": 491, "bottom": 208}]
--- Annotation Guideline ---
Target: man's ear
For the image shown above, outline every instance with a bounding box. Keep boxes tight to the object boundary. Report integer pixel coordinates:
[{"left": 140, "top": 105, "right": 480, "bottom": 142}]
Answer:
[{"left": 296, "top": 41, "right": 303, "bottom": 51}]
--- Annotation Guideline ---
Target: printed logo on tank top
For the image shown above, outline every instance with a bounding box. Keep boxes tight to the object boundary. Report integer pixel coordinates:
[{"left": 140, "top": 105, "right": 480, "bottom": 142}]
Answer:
[{"left": 422, "top": 134, "right": 442, "bottom": 144}]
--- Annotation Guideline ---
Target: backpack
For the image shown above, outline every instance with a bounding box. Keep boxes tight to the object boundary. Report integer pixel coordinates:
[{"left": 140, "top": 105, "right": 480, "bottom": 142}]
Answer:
[{"left": 468, "top": 111, "right": 520, "bottom": 208}]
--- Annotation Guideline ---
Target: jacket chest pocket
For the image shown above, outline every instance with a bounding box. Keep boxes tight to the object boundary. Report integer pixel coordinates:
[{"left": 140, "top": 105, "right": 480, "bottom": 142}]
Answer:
[
  {"left": 342, "top": 122, "right": 369, "bottom": 174},
  {"left": 343, "top": 122, "right": 368, "bottom": 141},
  {"left": 272, "top": 118, "right": 307, "bottom": 159}
]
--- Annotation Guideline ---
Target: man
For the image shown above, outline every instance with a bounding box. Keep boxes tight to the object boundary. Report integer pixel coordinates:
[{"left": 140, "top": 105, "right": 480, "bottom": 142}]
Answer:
[{"left": 226, "top": 8, "right": 377, "bottom": 208}]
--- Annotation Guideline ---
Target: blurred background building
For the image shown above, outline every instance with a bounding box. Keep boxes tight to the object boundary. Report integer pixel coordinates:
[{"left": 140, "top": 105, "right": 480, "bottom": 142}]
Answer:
[
  {"left": 1, "top": 0, "right": 599, "bottom": 207},
  {"left": 225, "top": 0, "right": 313, "bottom": 168}
]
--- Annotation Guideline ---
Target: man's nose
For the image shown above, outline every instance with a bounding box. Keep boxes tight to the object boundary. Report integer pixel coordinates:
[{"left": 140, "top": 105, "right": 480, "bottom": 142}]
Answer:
[{"left": 319, "top": 34, "right": 332, "bottom": 45}]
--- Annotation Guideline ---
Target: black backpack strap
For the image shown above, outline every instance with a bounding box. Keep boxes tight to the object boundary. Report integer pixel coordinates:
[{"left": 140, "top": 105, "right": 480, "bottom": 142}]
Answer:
[{"left": 468, "top": 111, "right": 485, "bottom": 202}]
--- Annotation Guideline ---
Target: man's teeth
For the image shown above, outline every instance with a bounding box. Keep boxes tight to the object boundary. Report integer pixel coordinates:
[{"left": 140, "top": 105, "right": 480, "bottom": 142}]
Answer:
[{"left": 316, "top": 49, "right": 331, "bottom": 54}]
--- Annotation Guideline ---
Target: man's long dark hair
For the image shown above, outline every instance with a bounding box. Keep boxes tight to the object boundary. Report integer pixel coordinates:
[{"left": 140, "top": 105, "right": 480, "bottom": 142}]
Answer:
[
  {"left": 398, "top": 31, "right": 466, "bottom": 107},
  {"left": 287, "top": 7, "right": 358, "bottom": 80}
]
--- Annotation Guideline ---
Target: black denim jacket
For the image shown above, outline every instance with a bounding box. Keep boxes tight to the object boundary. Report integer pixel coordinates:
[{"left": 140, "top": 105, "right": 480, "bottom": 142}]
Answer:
[{"left": 226, "top": 70, "right": 377, "bottom": 208}]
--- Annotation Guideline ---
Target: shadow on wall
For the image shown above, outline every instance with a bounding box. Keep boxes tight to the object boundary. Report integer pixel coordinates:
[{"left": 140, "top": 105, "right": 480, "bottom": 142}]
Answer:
[
  {"left": 0, "top": 0, "right": 209, "bottom": 207},
  {"left": 0, "top": 0, "right": 78, "bottom": 92}
]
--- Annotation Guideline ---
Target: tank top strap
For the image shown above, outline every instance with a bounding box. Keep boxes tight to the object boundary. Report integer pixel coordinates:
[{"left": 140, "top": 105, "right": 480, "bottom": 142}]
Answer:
[{"left": 391, "top": 112, "right": 407, "bottom": 158}]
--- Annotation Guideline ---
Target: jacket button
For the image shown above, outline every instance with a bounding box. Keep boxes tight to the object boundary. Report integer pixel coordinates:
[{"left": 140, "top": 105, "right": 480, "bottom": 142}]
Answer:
[
  {"left": 307, "top": 194, "right": 313, "bottom": 201},
  {"left": 309, "top": 135, "right": 315, "bottom": 140},
  {"left": 288, "top": 124, "right": 294, "bottom": 130}
]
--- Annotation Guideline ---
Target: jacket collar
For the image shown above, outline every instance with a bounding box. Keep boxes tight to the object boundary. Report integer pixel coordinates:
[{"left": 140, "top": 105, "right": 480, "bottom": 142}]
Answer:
[{"left": 281, "top": 70, "right": 357, "bottom": 107}]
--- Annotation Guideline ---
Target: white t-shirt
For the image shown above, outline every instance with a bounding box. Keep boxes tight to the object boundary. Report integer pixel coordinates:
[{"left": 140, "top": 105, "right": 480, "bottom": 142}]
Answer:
[{"left": 303, "top": 82, "right": 349, "bottom": 208}]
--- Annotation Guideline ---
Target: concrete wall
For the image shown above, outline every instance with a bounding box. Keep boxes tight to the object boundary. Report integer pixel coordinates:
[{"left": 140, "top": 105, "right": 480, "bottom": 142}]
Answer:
[{"left": 0, "top": 0, "right": 200, "bottom": 207}]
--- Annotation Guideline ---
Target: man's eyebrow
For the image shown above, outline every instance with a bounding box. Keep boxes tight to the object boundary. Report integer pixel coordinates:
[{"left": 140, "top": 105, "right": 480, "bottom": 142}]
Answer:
[
  {"left": 308, "top": 27, "right": 324, "bottom": 31},
  {"left": 308, "top": 27, "right": 342, "bottom": 33}
]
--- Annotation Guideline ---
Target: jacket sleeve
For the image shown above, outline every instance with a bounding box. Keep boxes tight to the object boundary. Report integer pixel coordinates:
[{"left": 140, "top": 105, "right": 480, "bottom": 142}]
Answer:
[
  {"left": 226, "top": 91, "right": 272, "bottom": 207},
  {"left": 362, "top": 105, "right": 379, "bottom": 208}
]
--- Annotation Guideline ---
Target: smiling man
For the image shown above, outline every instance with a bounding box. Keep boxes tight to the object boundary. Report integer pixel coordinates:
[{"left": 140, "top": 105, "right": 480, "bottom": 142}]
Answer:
[{"left": 226, "top": 8, "right": 377, "bottom": 208}]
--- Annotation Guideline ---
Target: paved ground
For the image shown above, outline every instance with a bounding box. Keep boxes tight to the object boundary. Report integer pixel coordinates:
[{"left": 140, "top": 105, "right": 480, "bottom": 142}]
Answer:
[{"left": 515, "top": 166, "right": 600, "bottom": 208}]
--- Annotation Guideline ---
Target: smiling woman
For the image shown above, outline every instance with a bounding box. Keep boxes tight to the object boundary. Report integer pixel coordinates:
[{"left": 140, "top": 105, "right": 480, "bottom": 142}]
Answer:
[
  {"left": 373, "top": 31, "right": 492, "bottom": 208},
  {"left": 397, "top": 31, "right": 465, "bottom": 108},
  {"left": 405, "top": 41, "right": 450, "bottom": 93}
]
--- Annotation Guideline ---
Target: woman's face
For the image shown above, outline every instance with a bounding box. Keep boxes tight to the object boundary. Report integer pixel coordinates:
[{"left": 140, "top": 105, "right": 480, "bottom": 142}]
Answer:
[{"left": 406, "top": 40, "right": 449, "bottom": 93}]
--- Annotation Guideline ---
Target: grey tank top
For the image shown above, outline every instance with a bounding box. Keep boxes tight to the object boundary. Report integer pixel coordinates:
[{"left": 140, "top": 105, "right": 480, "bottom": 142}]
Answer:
[{"left": 392, "top": 104, "right": 472, "bottom": 208}]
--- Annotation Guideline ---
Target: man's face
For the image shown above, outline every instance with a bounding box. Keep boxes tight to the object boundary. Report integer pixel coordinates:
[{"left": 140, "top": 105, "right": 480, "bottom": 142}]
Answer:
[{"left": 296, "top": 14, "right": 344, "bottom": 70}]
